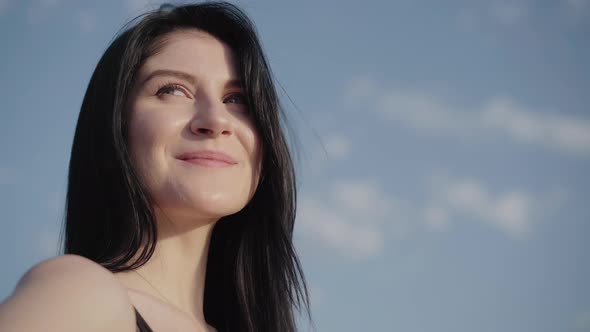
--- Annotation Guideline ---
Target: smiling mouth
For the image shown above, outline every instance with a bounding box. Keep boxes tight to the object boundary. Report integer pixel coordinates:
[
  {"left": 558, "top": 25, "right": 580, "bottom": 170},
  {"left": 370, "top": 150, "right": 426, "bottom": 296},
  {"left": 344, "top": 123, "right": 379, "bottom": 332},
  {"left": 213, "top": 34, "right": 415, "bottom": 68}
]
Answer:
[{"left": 176, "top": 150, "right": 238, "bottom": 168}]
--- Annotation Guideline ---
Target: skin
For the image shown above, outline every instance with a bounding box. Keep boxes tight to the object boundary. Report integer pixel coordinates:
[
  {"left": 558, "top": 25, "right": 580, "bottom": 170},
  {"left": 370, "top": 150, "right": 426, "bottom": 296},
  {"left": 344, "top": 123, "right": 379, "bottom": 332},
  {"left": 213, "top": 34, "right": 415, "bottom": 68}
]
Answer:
[
  {"left": 116, "top": 29, "right": 262, "bottom": 331},
  {"left": 0, "top": 255, "right": 136, "bottom": 332},
  {"left": 0, "top": 29, "right": 262, "bottom": 332}
]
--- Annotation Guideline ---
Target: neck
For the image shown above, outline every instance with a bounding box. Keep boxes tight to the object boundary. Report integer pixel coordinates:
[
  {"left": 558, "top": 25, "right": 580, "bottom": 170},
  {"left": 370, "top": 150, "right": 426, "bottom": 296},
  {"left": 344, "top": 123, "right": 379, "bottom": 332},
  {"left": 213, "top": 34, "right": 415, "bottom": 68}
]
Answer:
[{"left": 129, "top": 210, "right": 217, "bottom": 322}]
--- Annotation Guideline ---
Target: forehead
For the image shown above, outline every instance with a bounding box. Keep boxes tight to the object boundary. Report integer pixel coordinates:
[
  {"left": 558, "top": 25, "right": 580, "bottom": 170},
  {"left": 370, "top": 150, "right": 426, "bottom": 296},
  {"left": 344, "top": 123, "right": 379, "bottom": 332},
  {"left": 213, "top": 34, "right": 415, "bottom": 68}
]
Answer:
[{"left": 140, "top": 29, "right": 238, "bottom": 78}]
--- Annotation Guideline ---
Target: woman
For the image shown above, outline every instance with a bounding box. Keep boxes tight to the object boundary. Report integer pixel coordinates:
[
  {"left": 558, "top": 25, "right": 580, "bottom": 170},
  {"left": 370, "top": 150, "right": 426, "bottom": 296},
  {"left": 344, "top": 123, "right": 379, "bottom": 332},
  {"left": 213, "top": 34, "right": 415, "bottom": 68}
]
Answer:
[{"left": 0, "top": 2, "right": 309, "bottom": 331}]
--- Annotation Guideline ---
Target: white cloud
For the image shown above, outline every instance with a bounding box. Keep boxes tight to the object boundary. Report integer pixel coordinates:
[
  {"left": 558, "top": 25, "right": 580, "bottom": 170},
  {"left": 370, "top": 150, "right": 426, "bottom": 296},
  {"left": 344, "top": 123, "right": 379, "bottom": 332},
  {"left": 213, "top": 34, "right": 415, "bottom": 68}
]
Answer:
[
  {"left": 371, "top": 83, "right": 590, "bottom": 156},
  {"left": 306, "top": 133, "right": 353, "bottom": 173},
  {"left": 377, "top": 90, "right": 475, "bottom": 134},
  {"left": 344, "top": 76, "right": 378, "bottom": 103},
  {"left": 424, "top": 204, "right": 451, "bottom": 231},
  {"left": 482, "top": 97, "right": 590, "bottom": 155},
  {"left": 297, "top": 180, "right": 403, "bottom": 259},
  {"left": 426, "top": 175, "right": 543, "bottom": 238},
  {"left": 298, "top": 198, "right": 384, "bottom": 259},
  {"left": 298, "top": 172, "right": 564, "bottom": 254},
  {"left": 322, "top": 134, "right": 352, "bottom": 161},
  {"left": 331, "top": 181, "right": 393, "bottom": 219},
  {"left": 493, "top": 191, "right": 532, "bottom": 235}
]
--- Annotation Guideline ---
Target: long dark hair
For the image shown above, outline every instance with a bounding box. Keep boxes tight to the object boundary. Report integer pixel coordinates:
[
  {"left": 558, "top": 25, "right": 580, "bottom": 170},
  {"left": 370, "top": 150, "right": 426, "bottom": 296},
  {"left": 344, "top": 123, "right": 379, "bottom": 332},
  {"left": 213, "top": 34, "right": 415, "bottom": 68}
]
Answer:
[{"left": 62, "top": 2, "right": 309, "bottom": 331}]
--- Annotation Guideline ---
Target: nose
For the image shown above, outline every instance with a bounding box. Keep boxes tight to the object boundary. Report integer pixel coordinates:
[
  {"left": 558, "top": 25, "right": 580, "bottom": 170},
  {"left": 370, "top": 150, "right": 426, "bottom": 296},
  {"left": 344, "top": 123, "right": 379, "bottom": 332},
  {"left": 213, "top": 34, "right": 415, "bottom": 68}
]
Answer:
[{"left": 189, "top": 99, "right": 232, "bottom": 138}]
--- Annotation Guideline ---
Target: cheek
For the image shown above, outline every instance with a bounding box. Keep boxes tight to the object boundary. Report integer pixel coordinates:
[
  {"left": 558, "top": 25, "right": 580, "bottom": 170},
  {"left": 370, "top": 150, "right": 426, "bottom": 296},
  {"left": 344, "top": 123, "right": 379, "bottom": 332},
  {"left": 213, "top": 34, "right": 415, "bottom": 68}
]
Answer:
[
  {"left": 129, "top": 98, "right": 188, "bottom": 149},
  {"left": 128, "top": 121, "right": 157, "bottom": 191},
  {"left": 129, "top": 113, "right": 158, "bottom": 164},
  {"left": 127, "top": 105, "right": 178, "bottom": 183}
]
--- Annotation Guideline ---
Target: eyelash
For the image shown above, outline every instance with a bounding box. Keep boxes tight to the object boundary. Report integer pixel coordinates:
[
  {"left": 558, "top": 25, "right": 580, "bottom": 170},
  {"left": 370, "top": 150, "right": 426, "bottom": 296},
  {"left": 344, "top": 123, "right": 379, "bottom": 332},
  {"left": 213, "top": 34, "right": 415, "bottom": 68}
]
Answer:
[
  {"left": 153, "top": 82, "right": 247, "bottom": 108},
  {"left": 224, "top": 93, "right": 246, "bottom": 105},
  {"left": 155, "top": 82, "right": 188, "bottom": 97}
]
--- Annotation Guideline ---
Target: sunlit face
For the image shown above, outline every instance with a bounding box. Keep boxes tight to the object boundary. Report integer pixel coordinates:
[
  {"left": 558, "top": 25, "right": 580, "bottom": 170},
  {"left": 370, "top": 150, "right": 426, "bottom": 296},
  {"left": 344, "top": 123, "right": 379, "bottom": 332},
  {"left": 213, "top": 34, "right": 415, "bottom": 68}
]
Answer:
[{"left": 127, "top": 29, "right": 262, "bottom": 224}]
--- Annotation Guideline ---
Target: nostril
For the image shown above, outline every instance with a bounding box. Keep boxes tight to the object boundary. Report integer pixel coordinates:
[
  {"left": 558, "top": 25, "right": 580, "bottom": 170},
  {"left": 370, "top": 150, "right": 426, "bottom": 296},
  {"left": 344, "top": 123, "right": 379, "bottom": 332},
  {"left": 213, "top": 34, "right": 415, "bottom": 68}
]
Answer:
[{"left": 197, "top": 128, "right": 213, "bottom": 135}]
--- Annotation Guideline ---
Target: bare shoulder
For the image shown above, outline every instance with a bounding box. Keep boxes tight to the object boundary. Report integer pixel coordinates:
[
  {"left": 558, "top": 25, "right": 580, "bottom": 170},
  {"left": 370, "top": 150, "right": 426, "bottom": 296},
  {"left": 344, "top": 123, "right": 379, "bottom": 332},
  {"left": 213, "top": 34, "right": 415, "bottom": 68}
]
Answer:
[
  {"left": 18, "top": 254, "right": 118, "bottom": 285},
  {"left": 0, "top": 254, "right": 136, "bottom": 332}
]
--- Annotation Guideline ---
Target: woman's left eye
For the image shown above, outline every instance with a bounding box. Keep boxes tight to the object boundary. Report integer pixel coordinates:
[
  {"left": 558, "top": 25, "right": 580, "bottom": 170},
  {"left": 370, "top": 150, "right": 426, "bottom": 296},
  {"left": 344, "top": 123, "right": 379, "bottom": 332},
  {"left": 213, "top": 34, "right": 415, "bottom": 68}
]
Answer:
[
  {"left": 224, "top": 93, "right": 246, "bottom": 104},
  {"left": 156, "top": 84, "right": 188, "bottom": 97}
]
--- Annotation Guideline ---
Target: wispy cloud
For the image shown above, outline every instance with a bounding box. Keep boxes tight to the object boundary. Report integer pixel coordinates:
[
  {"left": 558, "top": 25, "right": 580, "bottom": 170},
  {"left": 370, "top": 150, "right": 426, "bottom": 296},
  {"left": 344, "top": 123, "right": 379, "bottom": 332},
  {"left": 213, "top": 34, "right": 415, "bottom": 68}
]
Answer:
[
  {"left": 305, "top": 133, "right": 353, "bottom": 173},
  {"left": 344, "top": 76, "right": 379, "bottom": 103},
  {"left": 298, "top": 197, "right": 384, "bottom": 258},
  {"left": 322, "top": 134, "right": 352, "bottom": 161},
  {"left": 482, "top": 97, "right": 590, "bottom": 155},
  {"left": 331, "top": 181, "right": 393, "bottom": 219},
  {"left": 423, "top": 204, "right": 451, "bottom": 231},
  {"left": 377, "top": 89, "right": 474, "bottom": 134},
  {"left": 367, "top": 84, "right": 590, "bottom": 156},
  {"left": 298, "top": 167, "right": 565, "bottom": 258},
  {"left": 424, "top": 174, "right": 563, "bottom": 238},
  {"left": 298, "top": 180, "right": 402, "bottom": 259}
]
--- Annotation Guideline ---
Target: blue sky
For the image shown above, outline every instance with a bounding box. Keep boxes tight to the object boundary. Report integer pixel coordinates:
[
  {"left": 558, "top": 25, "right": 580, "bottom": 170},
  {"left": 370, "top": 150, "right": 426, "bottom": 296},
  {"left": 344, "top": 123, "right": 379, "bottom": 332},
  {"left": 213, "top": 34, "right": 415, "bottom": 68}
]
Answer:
[{"left": 0, "top": 0, "right": 589, "bottom": 331}]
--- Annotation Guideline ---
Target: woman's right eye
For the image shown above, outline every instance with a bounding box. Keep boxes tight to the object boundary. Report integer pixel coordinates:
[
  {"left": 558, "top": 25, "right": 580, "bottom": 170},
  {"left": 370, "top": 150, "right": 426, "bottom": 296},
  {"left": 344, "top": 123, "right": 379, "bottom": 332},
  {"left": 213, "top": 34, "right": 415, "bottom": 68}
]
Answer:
[{"left": 156, "top": 84, "right": 189, "bottom": 98}]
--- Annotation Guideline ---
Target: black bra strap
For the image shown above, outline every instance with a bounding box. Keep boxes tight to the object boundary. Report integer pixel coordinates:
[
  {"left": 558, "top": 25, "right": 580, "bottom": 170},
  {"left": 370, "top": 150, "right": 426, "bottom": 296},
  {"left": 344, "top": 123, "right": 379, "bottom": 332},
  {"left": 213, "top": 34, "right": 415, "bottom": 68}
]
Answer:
[{"left": 134, "top": 307, "right": 154, "bottom": 332}]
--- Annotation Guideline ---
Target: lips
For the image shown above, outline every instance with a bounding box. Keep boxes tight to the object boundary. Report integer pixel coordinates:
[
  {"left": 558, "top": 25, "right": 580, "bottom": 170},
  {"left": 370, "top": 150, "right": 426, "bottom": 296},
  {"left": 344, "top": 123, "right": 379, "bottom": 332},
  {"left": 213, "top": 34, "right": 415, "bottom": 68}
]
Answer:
[{"left": 176, "top": 150, "right": 238, "bottom": 167}]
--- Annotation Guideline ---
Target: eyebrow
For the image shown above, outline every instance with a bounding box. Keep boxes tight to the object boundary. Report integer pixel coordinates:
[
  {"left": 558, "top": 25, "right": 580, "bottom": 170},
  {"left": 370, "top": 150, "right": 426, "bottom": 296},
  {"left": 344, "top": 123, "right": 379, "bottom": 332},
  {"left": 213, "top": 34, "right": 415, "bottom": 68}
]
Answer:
[
  {"left": 140, "top": 69, "right": 196, "bottom": 86},
  {"left": 139, "top": 69, "right": 243, "bottom": 89},
  {"left": 225, "top": 79, "right": 243, "bottom": 90}
]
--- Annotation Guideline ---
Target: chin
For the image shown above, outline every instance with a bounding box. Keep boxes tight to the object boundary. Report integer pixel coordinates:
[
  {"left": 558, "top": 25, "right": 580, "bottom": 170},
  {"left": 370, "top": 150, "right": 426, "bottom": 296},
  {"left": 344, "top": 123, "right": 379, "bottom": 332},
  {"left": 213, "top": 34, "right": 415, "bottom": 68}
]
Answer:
[
  {"left": 155, "top": 190, "right": 250, "bottom": 221},
  {"left": 191, "top": 200, "right": 246, "bottom": 219}
]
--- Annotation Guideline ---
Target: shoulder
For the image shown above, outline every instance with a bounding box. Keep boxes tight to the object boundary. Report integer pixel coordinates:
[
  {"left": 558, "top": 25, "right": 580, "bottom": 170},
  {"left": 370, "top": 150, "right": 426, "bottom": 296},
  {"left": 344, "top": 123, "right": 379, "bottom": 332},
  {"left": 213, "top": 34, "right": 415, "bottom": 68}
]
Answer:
[
  {"left": 19, "top": 254, "right": 117, "bottom": 285},
  {"left": 0, "top": 255, "right": 136, "bottom": 332}
]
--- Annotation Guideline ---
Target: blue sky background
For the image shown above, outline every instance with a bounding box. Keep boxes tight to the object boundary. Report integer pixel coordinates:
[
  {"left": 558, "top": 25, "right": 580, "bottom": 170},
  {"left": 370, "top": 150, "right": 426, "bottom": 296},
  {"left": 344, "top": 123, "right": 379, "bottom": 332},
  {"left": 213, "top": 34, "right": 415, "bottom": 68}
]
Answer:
[{"left": 1, "top": 0, "right": 589, "bottom": 331}]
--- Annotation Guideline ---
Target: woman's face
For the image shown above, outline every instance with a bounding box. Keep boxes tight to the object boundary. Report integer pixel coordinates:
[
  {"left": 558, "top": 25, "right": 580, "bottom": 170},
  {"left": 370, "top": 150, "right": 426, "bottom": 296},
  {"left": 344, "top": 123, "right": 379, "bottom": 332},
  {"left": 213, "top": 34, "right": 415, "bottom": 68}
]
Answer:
[{"left": 127, "top": 29, "right": 262, "bottom": 223}]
